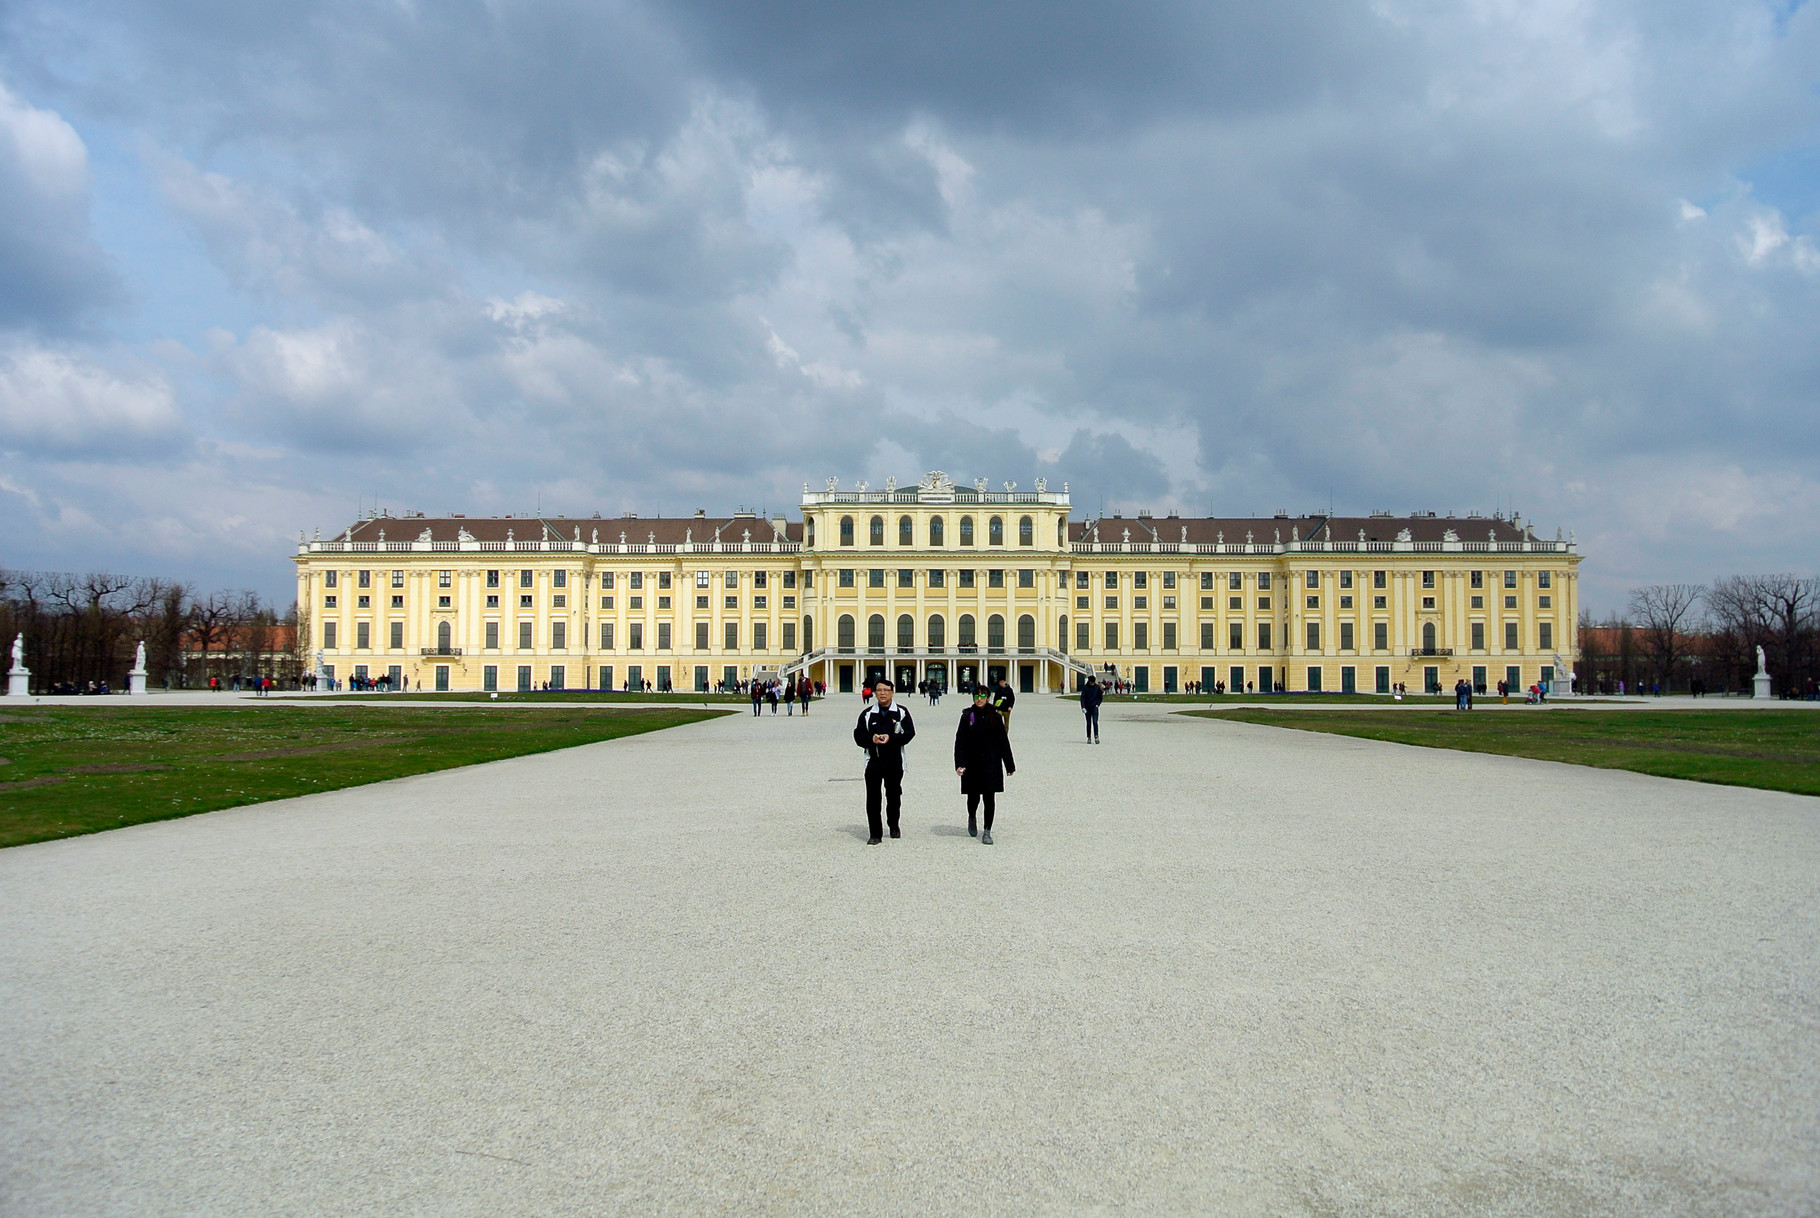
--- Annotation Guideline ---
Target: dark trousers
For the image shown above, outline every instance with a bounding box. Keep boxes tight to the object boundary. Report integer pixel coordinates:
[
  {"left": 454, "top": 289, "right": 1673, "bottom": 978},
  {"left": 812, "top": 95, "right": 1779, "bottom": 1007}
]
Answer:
[
  {"left": 967, "top": 791, "right": 996, "bottom": 831},
  {"left": 1084, "top": 705, "right": 1100, "bottom": 739},
  {"left": 865, "top": 760, "right": 903, "bottom": 839}
]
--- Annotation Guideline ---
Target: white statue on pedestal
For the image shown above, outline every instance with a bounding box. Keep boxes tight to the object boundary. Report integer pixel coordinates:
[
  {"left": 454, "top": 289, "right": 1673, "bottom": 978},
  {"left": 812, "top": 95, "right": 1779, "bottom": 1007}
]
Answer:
[
  {"left": 7, "top": 633, "right": 28, "bottom": 697},
  {"left": 128, "top": 639, "right": 149, "bottom": 695},
  {"left": 10, "top": 633, "right": 21, "bottom": 671},
  {"left": 1753, "top": 645, "right": 1772, "bottom": 699}
]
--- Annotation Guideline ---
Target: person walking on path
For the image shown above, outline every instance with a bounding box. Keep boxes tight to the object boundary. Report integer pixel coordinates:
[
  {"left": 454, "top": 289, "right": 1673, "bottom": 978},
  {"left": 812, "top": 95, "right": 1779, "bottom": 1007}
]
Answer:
[
  {"left": 955, "top": 687, "right": 1015, "bottom": 844},
  {"left": 751, "top": 682, "right": 764, "bottom": 716},
  {"left": 783, "top": 680, "right": 796, "bottom": 715},
  {"left": 797, "top": 676, "right": 813, "bottom": 715},
  {"left": 991, "top": 677, "right": 1016, "bottom": 735},
  {"left": 853, "top": 680, "right": 916, "bottom": 845},
  {"left": 1080, "top": 675, "right": 1103, "bottom": 743},
  {"left": 767, "top": 681, "right": 779, "bottom": 715}
]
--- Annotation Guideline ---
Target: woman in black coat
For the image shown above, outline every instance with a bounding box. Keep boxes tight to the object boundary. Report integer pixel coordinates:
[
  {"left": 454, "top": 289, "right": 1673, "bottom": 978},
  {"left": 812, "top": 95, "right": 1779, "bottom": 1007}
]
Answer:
[{"left": 954, "top": 687, "right": 1016, "bottom": 844}]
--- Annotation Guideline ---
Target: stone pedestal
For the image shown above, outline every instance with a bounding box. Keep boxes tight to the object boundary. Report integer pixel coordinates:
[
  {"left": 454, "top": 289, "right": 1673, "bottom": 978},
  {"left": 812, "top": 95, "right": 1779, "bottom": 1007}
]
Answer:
[
  {"left": 7, "top": 668, "right": 28, "bottom": 697},
  {"left": 1753, "top": 671, "right": 1772, "bottom": 700},
  {"left": 128, "top": 668, "right": 148, "bottom": 695}
]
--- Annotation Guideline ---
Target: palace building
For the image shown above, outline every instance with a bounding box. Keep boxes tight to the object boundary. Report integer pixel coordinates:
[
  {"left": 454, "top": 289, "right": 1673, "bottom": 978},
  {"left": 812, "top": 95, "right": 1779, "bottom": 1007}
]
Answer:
[{"left": 293, "top": 472, "right": 1581, "bottom": 696}]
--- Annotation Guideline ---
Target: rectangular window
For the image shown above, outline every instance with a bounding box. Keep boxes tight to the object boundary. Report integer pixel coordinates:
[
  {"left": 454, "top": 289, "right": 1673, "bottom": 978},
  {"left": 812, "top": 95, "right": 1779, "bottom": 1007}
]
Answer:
[
  {"left": 391, "top": 595, "right": 404, "bottom": 608},
  {"left": 553, "top": 570, "right": 567, "bottom": 588},
  {"left": 696, "top": 622, "right": 709, "bottom": 650},
  {"left": 1374, "top": 622, "right": 1388, "bottom": 650},
  {"left": 356, "top": 621, "right": 370, "bottom": 649},
  {"left": 1539, "top": 622, "right": 1553, "bottom": 650},
  {"left": 1105, "top": 621, "right": 1119, "bottom": 650},
  {"left": 1163, "top": 572, "right": 1177, "bottom": 589},
  {"left": 959, "top": 569, "right": 976, "bottom": 588},
  {"left": 391, "top": 570, "right": 404, "bottom": 588},
  {"left": 483, "top": 665, "right": 497, "bottom": 692},
  {"left": 1539, "top": 570, "right": 1552, "bottom": 589},
  {"left": 869, "top": 569, "right": 885, "bottom": 588},
  {"left": 751, "top": 596, "right": 764, "bottom": 609},
  {"left": 696, "top": 570, "right": 711, "bottom": 588},
  {"left": 695, "top": 596, "right": 708, "bottom": 610},
  {"left": 325, "top": 571, "right": 339, "bottom": 589},
  {"left": 1257, "top": 572, "right": 1271, "bottom": 590},
  {"left": 1376, "top": 666, "right": 1391, "bottom": 694},
  {"left": 752, "top": 571, "right": 766, "bottom": 589},
  {"left": 839, "top": 569, "right": 854, "bottom": 588},
  {"left": 1200, "top": 572, "right": 1214, "bottom": 590},
  {"left": 550, "top": 665, "right": 566, "bottom": 690},
  {"left": 655, "top": 622, "right": 669, "bottom": 650},
  {"left": 389, "top": 621, "right": 404, "bottom": 649},
  {"left": 725, "top": 622, "right": 738, "bottom": 651},
  {"left": 928, "top": 568, "right": 945, "bottom": 587},
  {"left": 1106, "top": 572, "right": 1119, "bottom": 589},
  {"left": 1422, "top": 570, "right": 1435, "bottom": 589},
  {"left": 358, "top": 570, "right": 371, "bottom": 588},
  {"left": 1504, "top": 569, "right": 1518, "bottom": 588},
  {"left": 783, "top": 571, "right": 795, "bottom": 588},
  {"left": 1373, "top": 595, "right": 1387, "bottom": 610},
  {"left": 1305, "top": 596, "right": 1318, "bottom": 609},
  {"left": 323, "top": 621, "right": 338, "bottom": 649},
  {"left": 599, "top": 622, "right": 614, "bottom": 650},
  {"left": 518, "top": 621, "right": 533, "bottom": 650},
  {"left": 1076, "top": 621, "right": 1090, "bottom": 650},
  {"left": 725, "top": 571, "right": 738, "bottom": 589},
  {"left": 598, "top": 665, "right": 613, "bottom": 692},
  {"left": 1339, "top": 571, "right": 1353, "bottom": 589},
  {"left": 1373, "top": 570, "right": 1386, "bottom": 589},
  {"left": 1306, "top": 622, "right": 1320, "bottom": 651},
  {"left": 601, "top": 572, "right": 615, "bottom": 589},
  {"left": 725, "top": 596, "right": 737, "bottom": 610},
  {"left": 1162, "top": 622, "right": 1177, "bottom": 650},
  {"left": 1471, "top": 622, "right": 1485, "bottom": 650},
  {"left": 1229, "top": 596, "right": 1241, "bottom": 611},
  {"left": 988, "top": 569, "right": 1005, "bottom": 588},
  {"left": 1229, "top": 572, "right": 1242, "bottom": 590},
  {"left": 1257, "top": 597, "right": 1270, "bottom": 610},
  {"left": 1202, "top": 622, "right": 1215, "bottom": 650},
  {"left": 783, "top": 622, "right": 796, "bottom": 650},
  {"left": 484, "top": 621, "right": 499, "bottom": 649},
  {"left": 627, "top": 665, "right": 643, "bottom": 691},
  {"left": 1134, "top": 622, "right": 1149, "bottom": 650},
  {"left": 438, "top": 570, "right": 452, "bottom": 588},
  {"left": 1305, "top": 570, "right": 1319, "bottom": 588},
  {"left": 1307, "top": 666, "right": 1322, "bottom": 692},
  {"left": 754, "top": 622, "right": 767, "bottom": 650},
  {"left": 621, "top": 621, "right": 642, "bottom": 650},
  {"left": 1258, "top": 622, "right": 1273, "bottom": 650},
  {"left": 520, "top": 569, "right": 534, "bottom": 588},
  {"left": 1340, "top": 622, "right": 1353, "bottom": 651},
  {"left": 518, "top": 665, "right": 532, "bottom": 693},
  {"left": 1018, "top": 569, "right": 1034, "bottom": 588},
  {"left": 1470, "top": 570, "right": 1483, "bottom": 589},
  {"left": 1505, "top": 622, "right": 1519, "bottom": 650},
  {"left": 1134, "top": 572, "right": 1148, "bottom": 589},
  {"left": 520, "top": 594, "right": 534, "bottom": 609},
  {"left": 898, "top": 569, "right": 914, "bottom": 588},
  {"left": 1229, "top": 622, "right": 1243, "bottom": 649}
]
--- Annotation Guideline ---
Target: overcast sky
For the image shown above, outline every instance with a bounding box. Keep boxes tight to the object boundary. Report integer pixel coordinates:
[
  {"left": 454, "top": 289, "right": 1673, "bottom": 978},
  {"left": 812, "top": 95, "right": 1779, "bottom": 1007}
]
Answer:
[{"left": 1, "top": 0, "right": 1816, "bottom": 610}]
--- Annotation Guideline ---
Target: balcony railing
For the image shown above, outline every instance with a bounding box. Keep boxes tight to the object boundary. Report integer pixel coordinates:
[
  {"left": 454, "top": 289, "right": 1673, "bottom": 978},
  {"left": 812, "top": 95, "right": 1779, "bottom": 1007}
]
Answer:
[
  {"left": 1408, "top": 647, "right": 1454, "bottom": 657},
  {"left": 419, "top": 646, "right": 463, "bottom": 657}
]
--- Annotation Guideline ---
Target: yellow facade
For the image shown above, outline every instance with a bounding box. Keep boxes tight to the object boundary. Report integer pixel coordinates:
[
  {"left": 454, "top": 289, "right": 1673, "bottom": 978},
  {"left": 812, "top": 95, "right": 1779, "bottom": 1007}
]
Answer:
[{"left": 295, "top": 473, "right": 1580, "bottom": 695}]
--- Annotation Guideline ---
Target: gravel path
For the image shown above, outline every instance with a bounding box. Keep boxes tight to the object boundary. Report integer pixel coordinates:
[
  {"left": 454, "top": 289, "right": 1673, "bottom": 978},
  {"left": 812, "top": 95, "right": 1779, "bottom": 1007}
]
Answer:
[{"left": 3, "top": 694, "right": 1816, "bottom": 1215}]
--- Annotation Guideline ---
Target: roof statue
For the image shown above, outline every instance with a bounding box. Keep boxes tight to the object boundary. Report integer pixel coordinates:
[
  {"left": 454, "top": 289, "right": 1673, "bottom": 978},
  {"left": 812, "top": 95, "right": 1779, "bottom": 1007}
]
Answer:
[
  {"left": 1180, "top": 525, "right": 1188, "bottom": 543},
  {"left": 742, "top": 528, "right": 751, "bottom": 543},
  {"left": 377, "top": 528, "right": 385, "bottom": 542},
  {"left": 1489, "top": 528, "right": 1497, "bottom": 542},
  {"left": 344, "top": 527, "right": 352, "bottom": 543},
  {"left": 803, "top": 482, "right": 810, "bottom": 496},
  {"left": 506, "top": 528, "right": 514, "bottom": 542},
  {"left": 920, "top": 471, "right": 954, "bottom": 492},
  {"left": 573, "top": 525, "right": 581, "bottom": 542},
  {"left": 975, "top": 478, "right": 988, "bottom": 492},
  {"left": 1274, "top": 527, "right": 1280, "bottom": 544},
  {"left": 417, "top": 527, "right": 432, "bottom": 543},
  {"left": 1004, "top": 481, "right": 1017, "bottom": 492},
  {"left": 458, "top": 526, "right": 475, "bottom": 542},
  {"left": 647, "top": 531, "right": 656, "bottom": 545},
  {"left": 1062, "top": 482, "right": 1069, "bottom": 493},
  {"left": 885, "top": 476, "right": 897, "bottom": 493},
  {"left": 1246, "top": 530, "right": 1253, "bottom": 544},
  {"left": 1324, "top": 524, "right": 1331, "bottom": 541},
  {"left": 1396, "top": 528, "right": 1412, "bottom": 542},
  {"left": 1122, "top": 527, "right": 1131, "bottom": 543},
  {"left": 1358, "top": 528, "right": 1366, "bottom": 542},
  {"left": 313, "top": 527, "right": 320, "bottom": 541},
  {"left": 591, "top": 528, "right": 598, "bottom": 544},
  {"left": 1217, "top": 531, "right": 1224, "bottom": 545},
  {"left": 619, "top": 531, "right": 627, "bottom": 545},
  {"left": 1442, "top": 528, "right": 1459, "bottom": 542},
  {"left": 1290, "top": 525, "right": 1299, "bottom": 543},
  {"left": 827, "top": 476, "right": 838, "bottom": 491},
  {"left": 855, "top": 480, "right": 868, "bottom": 493},
  {"left": 1034, "top": 477, "right": 1047, "bottom": 492},
  {"left": 683, "top": 528, "right": 691, "bottom": 544}
]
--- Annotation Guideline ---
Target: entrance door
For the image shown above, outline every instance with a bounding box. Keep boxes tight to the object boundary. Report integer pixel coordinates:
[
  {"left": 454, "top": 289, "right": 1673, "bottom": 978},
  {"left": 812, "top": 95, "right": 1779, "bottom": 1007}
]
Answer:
[
  {"left": 987, "top": 664, "right": 1007, "bottom": 687},
  {"left": 435, "top": 665, "right": 450, "bottom": 692},
  {"left": 865, "top": 664, "right": 887, "bottom": 690},
  {"left": 1230, "top": 665, "right": 1245, "bottom": 694},
  {"left": 627, "top": 664, "right": 643, "bottom": 692},
  {"left": 1424, "top": 665, "right": 1439, "bottom": 693},
  {"left": 1163, "top": 666, "right": 1178, "bottom": 693},
  {"left": 895, "top": 664, "right": 916, "bottom": 691},
  {"left": 925, "top": 662, "right": 946, "bottom": 692},
  {"left": 695, "top": 665, "right": 709, "bottom": 692},
  {"left": 958, "top": 663, "right": 977, "bottom": 691},
  {"left": 1340, "top": 666, "right": 1356, "bottom": 694},
  {"left": 1258, "top": 665, "right": 1273, "bottom": 693},
  {"left": 838, "top": 663, "right": 854, "bottom": 693},
  {"left": 517, "top": 665, "right": 532, "bottom": 692},
  {"left": 1018, "top": 664, "right": 1034, "bottom": 693},
  {"left": 1201, "top": 666, "right": 1218, "bottom": 692}
]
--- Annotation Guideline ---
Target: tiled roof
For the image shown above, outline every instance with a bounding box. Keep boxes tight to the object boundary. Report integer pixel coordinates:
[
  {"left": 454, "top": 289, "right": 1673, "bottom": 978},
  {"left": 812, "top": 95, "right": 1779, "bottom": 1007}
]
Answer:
[
  {"left": 339, "top": 515, "right": 804, "bottom": 545},
  {"left": 1069, "top": 514, "right": 1542, "bottom": 546}
]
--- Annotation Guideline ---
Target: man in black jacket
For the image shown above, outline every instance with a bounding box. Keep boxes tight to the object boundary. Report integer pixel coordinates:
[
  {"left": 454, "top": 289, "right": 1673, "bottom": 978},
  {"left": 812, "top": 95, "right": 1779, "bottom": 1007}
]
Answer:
[
  {"left": 1080, "top": 674, "right": 1103, "bottom": 743},
  {"left": 991, "top": 677, "right": 1016, "bottom": 734},
  {"left": 853, "top": 680, "right": 916, "bottom": 844}
]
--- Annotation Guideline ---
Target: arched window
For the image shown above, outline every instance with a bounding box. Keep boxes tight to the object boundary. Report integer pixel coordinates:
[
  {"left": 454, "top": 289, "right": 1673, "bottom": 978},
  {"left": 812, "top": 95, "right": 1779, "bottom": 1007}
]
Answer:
[
  {"left": 929, "top": 516, "right": 945, "bottom": 546},
  {"left": 897, "top": 614, "right": 914, "bottom": 650},
  {"left": 928, "top": 614, "right": 946, "bottom": 648},
  {"left": 959, "top": 614, "right": 976, "bottom": 649},
  {"left": 1422, "top": 621, "right": 1437, "bottom": 652},
  {"left": 1018, "top": 516, "right": 1033, "bottom": 546},
  {"left": 802, "top": 616, "right": 813, "bottom": 650},
  {"left": 988, "top": 516, "right": 1004, "bottom": 545},
  {"left": 868, "top": 614, "right": 886, "bottom": 650},
  {"left": 987, "top": 614, "right": 1006, "bottom": 650},
  {"left": 839, "top": 516, "right": 854, "bottom": 546},
  {"left": 869, "top": 516, "right": 885, "bottom": 545},
  {"left": 837, "top": 614, "right": 855, "bottom": 650},
  {"left": 1017, "top": 614, "right": 1035, "bottom": 650},
  {"left": 899, "top": 516, "right": 913, "bottom": 545},
  {"left": 1058, "top": 614, "right": 1069, "bottom": 654},
  {"left": 959, "top": 516, "right": 975, "bottom": 545},
  {"left": 437, "top": 620, "right": 451, "bottom": 651},
  {"left": 1057, "top": 519, "right": 1067, "bottom": 546},
  {"left": 806, "top": 519, "right": 815, "bottom": 546}
]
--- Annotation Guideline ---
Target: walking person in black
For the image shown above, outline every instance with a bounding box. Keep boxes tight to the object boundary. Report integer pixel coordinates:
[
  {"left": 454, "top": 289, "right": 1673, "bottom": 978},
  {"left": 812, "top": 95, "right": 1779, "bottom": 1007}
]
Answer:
[
  {"left": 991, "top": 677, "right": 1016, "bottom": 735},
  {"left": 853, "top": 679, "right": 916, "bottom": 845},
  {"left": 955, "top": 687, "right": 1015, "bottom": 844},
  {"left": 1080, "top": 674, "right": 1103, "bottom": 743}
]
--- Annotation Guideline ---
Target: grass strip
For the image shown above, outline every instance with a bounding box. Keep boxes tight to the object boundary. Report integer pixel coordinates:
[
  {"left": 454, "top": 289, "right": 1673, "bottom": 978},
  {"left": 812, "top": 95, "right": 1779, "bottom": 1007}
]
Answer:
[
  {"left": 1188, "top": 708, "right": 1820, "bottom": 796},
  {"left": 0, "top": 705, "right": 728, "bottom": 848}
]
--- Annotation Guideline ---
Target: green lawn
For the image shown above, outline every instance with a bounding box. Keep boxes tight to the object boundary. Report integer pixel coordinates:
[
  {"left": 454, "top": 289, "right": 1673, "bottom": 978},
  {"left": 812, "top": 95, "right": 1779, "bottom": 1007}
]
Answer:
[
  {"left": 0, "top": 705, "right": 728, "bottom": 848},
  {"left": 1188, "top": 708, "right": 1820, "bottom": 796}
]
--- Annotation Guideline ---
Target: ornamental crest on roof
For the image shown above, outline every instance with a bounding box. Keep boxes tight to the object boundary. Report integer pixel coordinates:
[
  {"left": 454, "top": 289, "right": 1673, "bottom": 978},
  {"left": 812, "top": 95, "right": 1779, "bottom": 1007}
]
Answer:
[{"left": 919, "top": 471, "right": 954, "bottom": 493}]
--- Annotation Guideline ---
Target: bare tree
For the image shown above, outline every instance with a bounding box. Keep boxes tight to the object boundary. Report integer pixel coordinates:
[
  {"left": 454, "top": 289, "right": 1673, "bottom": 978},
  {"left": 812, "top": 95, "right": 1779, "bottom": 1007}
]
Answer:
[{"left": 1627, "top": 584, "right": 1705, "bottom": 690}]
